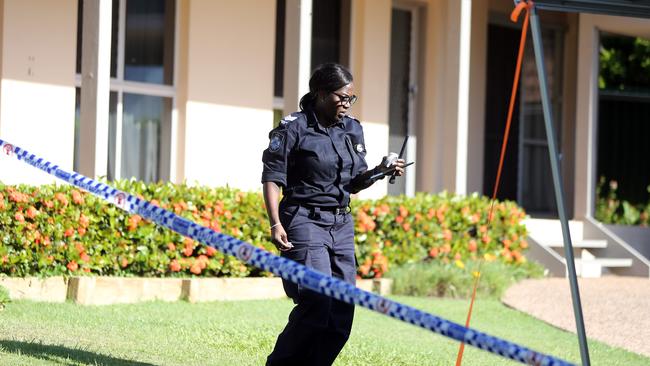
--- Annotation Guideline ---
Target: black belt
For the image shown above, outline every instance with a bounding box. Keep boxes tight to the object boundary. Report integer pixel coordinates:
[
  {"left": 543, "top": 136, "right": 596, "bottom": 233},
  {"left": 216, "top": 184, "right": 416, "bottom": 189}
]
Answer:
[
  {"left": 320, "top": 206, "right": 351, "bottom": 215},
  {"left": 284, "top": 200, "right": 351, "bottom": 215}
]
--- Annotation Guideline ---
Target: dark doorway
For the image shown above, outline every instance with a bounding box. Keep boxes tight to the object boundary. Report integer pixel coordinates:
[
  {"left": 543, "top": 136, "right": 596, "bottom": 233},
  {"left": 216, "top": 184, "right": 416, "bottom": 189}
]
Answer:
[
  {"left": 388, "top": 5, "right": 419, "bottom": 196},
  {"left": 483, "top": 23, "right": 563, "bottom": 217},
  {"left": 483, "top": 24, "right": 521, "bottom": 203}
]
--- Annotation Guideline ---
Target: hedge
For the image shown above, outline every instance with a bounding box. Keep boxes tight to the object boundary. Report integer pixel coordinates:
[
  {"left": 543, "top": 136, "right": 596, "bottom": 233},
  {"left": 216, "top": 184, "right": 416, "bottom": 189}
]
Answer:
[
  {"left": 0, "top": 181, "right": 530, "bottom": 279},
  {"left": 352, "top": 192, "right": 529, "bottom": 278}
]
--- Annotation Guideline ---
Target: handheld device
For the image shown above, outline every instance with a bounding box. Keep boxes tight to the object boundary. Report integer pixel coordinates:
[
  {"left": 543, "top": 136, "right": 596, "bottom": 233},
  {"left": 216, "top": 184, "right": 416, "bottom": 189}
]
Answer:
[
  {"left": 389, "top": 135, "right": 409, "bottom": 184},
  {"left": 369, "top": 161, "right": 415, "bottom": 181}
]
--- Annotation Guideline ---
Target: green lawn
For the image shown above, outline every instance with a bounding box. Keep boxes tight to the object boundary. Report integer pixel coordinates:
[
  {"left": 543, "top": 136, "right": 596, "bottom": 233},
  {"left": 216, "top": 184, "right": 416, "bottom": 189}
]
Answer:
[{"left": 0, "top": 296, "right": 646, "bottom": 366}]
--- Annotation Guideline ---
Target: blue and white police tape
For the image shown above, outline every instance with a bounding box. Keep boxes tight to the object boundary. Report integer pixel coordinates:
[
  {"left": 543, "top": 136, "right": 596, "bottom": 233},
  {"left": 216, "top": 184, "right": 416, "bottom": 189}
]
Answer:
[{"left": 0, "top": 138, "right": 574, "bottom": 366}]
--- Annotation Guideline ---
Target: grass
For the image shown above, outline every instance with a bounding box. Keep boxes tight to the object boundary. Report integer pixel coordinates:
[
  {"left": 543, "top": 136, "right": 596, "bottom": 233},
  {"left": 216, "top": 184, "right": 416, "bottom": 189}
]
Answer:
[
  {"left": 0, "top": 285, "right": 10, "bottom": 310},
  {"left": 389, "top": 260, "right": 545, "bottom": 299},
  {"left": 0, "top": 297, "right": 647, "bottom": 366}
]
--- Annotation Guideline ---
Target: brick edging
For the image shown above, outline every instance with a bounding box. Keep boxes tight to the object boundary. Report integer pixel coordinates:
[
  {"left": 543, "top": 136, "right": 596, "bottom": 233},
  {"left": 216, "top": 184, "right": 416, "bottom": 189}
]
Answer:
[{"left": 0, "top": 277, "right": 392, "bottom": 305}]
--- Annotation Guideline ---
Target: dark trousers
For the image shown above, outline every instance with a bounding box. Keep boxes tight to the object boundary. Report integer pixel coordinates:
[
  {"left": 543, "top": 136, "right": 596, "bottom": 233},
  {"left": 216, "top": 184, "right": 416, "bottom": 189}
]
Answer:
[{"left": 267, "top": 204, "right": 357, "bottom": 366}]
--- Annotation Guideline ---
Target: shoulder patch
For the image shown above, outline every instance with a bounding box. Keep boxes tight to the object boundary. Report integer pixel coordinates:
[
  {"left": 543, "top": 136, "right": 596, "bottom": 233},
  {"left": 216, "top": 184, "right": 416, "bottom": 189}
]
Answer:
[{"left": 269, "top": 132, "right": 285, "bottom": 152}]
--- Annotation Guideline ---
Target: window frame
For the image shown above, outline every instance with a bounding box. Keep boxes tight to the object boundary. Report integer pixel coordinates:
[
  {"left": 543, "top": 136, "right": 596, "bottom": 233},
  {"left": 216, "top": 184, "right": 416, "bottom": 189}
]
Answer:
[{"left": 75, "top": 0, "right": 178, "bottom": 182}]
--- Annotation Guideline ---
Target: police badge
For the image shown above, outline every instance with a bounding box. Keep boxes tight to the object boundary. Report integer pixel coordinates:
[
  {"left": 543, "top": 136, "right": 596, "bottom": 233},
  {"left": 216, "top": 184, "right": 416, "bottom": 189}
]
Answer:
[{"left": 269, "top": 132, "right": 285, "bottom": 152}]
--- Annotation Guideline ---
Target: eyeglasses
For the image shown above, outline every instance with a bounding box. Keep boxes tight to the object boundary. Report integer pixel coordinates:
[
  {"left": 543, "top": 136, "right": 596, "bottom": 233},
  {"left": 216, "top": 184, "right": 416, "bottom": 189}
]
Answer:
[{"left": 331, "top": 92, "right": 358, "bottom": 106}]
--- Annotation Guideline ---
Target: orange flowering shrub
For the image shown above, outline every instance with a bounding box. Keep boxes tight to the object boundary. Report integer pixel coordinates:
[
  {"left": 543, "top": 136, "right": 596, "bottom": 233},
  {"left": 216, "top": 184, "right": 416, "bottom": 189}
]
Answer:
[
  {"left": 0, "top": 181, "right": 273, "bottom": 277},
  {"left": 0, "top": 182, "right": 528, "bottom": 280},
  {"left": 351, "top": 192, "right": 529, "bottom": 279}
]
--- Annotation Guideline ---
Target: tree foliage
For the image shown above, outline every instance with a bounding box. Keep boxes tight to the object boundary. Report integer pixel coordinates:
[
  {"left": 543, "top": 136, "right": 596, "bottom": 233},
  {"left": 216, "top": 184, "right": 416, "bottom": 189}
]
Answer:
[{"left": 600, "top": 34, "right": 650, "bottom": 91}]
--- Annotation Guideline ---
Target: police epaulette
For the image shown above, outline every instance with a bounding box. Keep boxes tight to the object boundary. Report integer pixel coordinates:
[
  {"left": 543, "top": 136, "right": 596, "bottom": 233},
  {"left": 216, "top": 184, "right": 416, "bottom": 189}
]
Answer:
[
  {"left": 346, "top": 115, "right": 361, "bottom": 123},
  {"left": 279, "top": 113, "right": 300, "bottom": 126}
]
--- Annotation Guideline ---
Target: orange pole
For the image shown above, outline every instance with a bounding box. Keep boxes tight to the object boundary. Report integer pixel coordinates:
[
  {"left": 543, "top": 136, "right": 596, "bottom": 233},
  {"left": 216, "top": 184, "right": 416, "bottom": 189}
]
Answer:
[{"left": 455, "top": 1, "right": 533, "bottom": 365}]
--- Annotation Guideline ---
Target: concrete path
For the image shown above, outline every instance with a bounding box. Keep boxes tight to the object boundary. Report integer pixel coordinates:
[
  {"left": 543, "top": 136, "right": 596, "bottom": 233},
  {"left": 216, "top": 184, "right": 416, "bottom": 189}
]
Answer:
[{"left": 502, "top": 277, "right": 650, "bottom": 357}]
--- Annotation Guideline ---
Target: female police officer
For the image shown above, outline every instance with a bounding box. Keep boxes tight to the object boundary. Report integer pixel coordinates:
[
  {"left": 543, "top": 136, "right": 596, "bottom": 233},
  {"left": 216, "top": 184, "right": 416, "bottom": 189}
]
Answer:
[{"left": 261, "top": 63, "right": 404, "bottom": 365}]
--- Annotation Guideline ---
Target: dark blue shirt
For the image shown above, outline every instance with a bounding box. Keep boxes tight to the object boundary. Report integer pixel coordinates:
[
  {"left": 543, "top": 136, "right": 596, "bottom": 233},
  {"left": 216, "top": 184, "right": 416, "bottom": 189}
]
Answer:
[{"left": 261, "top": 109, "right": 369, "bottom": 208}]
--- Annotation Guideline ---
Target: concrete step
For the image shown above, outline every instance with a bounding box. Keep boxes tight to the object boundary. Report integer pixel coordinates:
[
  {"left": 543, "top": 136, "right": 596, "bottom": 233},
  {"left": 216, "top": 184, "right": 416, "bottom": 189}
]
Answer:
[
  {"left": 546, "top": 239, "right": 608, "bottom": 249},
  {"left": 565, "top": 257, "right": 634, "bottom": 278},
  {"left": 526, "top": 218, "right": 650, "bottom": 278},
  {"left": 573, "top": 258, "right": 633, "bottom": 268},
  {"left": 525, "top": 218, "right": 584, "bottom": 243}
]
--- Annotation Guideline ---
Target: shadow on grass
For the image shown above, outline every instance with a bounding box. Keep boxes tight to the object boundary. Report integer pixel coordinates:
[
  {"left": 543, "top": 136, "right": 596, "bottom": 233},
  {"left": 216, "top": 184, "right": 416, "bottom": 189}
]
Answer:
[{"left": 0, "top": 339, "right": 156, "bottom": 365}]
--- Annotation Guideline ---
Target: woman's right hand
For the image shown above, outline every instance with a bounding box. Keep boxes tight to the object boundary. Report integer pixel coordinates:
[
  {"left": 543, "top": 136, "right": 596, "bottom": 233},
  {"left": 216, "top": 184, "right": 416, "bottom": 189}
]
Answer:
[
  {"left": 271, "top": 224, "right": 294, "bottom": 251},
  {"left": 375, "top": 158, "right": 406, "bottom": 177}
]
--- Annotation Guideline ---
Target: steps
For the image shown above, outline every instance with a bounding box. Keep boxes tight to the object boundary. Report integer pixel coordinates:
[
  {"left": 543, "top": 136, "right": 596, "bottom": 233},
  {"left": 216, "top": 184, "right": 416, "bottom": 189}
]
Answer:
[
  {"left": 546, "top": 239, "right": 607, "bottom": 249},
  {"left": 525, "top": 218, "right": 634, "bottom": 278}
]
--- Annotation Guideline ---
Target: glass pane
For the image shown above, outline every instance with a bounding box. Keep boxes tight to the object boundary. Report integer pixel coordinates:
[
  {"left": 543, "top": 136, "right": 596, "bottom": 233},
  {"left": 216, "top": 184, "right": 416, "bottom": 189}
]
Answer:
[
  {"left": 597, "top": 97, "right": 650, "bottom": 204},
  {"left": 523, "top": 104, "right": 545, "bottom": 140},
  {"left": 76, "top": 1, "right": 82, "bottom": 74},
  {"left": 274, "top": 0, "right": 285, "bottom": 97},
  {"left": 522, "top": 30, "right": 559, "bottom": 103},
  {"left": 388, "top": 8, "right": 412, "bottom": 197},
  {"left": 600, "top": 33, "right": 650, "bottom": 93},
  {"left": 521, "top": 145, "right": 557, "bottom": 213},
  {"left": 121, "top": 93, "right": 171, "bottom": 182},
  {"left": 311, "top": 0, "right": 341, "bottom": 69},
  {"left": 107, "top": 92, "right": 119, "bottom": 180},
  {"left": 111, "top": 0, "right": 119, "bottom": 77},
  {"left": 124, "top": 0, "right": 175, "bottom": 85},
  {"left": 73, "top": 88, "right": 81, "bottom": 172}
]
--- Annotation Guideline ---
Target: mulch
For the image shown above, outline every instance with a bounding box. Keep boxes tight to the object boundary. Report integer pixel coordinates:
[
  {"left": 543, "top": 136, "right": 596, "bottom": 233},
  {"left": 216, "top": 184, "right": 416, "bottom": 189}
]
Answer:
[{"left": 502, "top": 277, "right": 650, "bottom": 357}]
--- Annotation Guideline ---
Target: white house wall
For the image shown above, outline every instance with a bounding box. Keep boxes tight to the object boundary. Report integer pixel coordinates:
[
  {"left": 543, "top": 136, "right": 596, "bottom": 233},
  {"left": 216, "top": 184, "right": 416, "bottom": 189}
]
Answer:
[
  {"left": 349, "top": 0, "right": 391, "bottom": 199},
  {"left": 419, "top": 0, "right": 446, "bottom": 192},
  {"left": 184, "top": 102, "right": 270, "bottom": 191},
  {"left": 0, "top": 0, "right": 77, "bottom": 185},
  {"left": 418, "top": 0, "right": 487, "bottom": 195},
  {"left": 182, "top": 0, "right": 275, "bottom": 190}
]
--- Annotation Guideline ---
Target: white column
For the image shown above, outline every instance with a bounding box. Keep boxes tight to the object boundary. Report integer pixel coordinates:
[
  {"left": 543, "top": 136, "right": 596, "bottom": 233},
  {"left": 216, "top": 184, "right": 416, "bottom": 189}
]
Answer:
[
  {"left": 78, "top": 0, "right": 112, "bottom": 178},
  {"left": 348, "top": 0, "right": 392, "bottom": 199},
  {"left": 283, "top": 0, "right": 312, "bottom": 113},
  {"left": 574, "top": 15, "right": 600, "bottom": 218},
  {"left": 455, "top": 0, "right": 472, "bottom": 195}
]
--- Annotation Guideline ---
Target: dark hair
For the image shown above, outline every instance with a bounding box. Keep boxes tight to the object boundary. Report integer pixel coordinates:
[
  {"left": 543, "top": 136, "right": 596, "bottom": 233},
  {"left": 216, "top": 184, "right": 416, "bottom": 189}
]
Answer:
[{"left": 299, "top": 63, "right": 353, "bottom": 111}]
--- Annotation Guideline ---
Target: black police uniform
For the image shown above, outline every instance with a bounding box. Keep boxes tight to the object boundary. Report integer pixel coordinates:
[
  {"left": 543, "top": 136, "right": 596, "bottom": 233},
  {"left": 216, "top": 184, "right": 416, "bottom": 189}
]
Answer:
[{"left": 262, "top": 109, "right": 377, "bottom": 366}]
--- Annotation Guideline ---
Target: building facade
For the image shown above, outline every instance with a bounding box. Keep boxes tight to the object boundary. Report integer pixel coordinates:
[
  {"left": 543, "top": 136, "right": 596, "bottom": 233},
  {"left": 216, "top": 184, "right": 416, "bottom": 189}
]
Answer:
[{"left": 0, "top": 0, "right": 649, "bottom": 222}]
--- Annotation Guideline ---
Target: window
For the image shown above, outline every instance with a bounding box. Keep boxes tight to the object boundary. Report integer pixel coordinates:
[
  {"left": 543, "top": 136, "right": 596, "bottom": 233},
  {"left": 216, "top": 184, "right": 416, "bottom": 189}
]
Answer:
[
  {"left": 124, "top": 0, "right": 175, "bottom": 85},
  {"left": 273, "top": 0, "right": 350, "bottom": 99},
  {"left": 310, "top": 0, "right": 344, "bottom": 70},
  {"left": 121, "top": 94, "right": 172, "bottom": 182},
  {"left": 597, "top": 33, "right": 650, "bottom": 205},
  {"left": 75, "top": 0, "right": 176, "bottom": 182}
]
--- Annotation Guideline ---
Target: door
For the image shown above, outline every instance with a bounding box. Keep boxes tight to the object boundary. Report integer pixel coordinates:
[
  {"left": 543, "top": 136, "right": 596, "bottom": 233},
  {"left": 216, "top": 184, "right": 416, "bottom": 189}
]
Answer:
[
  {"left": 483, "top": 23, "right": 563, "bottom": 217},
  {"left": 518, "top": 27, "right": 563, "bottom": 216}
]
